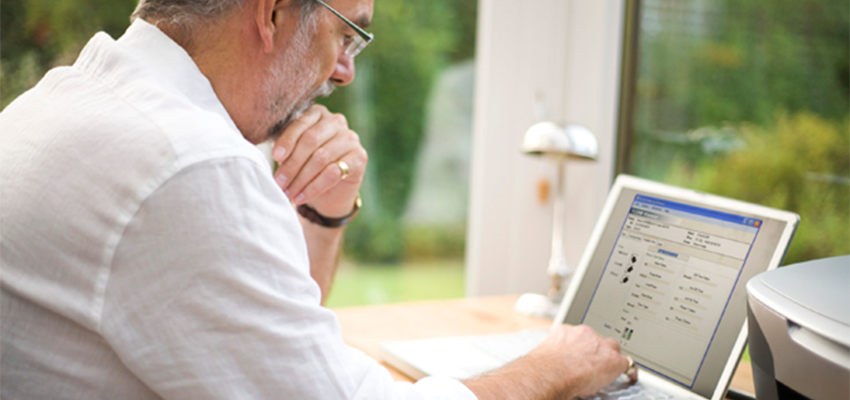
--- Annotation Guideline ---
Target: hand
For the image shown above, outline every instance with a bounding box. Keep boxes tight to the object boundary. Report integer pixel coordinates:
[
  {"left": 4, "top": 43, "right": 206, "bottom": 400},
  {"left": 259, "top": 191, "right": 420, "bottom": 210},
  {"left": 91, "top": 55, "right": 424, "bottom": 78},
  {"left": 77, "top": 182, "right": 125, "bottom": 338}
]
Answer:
[
  {"left": 532, "top": 324, "right": 636, "bottom": 397},
  {"left": 271, "top": 105, "right": 367, "bottom": 217},
  {"left": 463, "top": 325, "right": 635, "bottom": 400}
]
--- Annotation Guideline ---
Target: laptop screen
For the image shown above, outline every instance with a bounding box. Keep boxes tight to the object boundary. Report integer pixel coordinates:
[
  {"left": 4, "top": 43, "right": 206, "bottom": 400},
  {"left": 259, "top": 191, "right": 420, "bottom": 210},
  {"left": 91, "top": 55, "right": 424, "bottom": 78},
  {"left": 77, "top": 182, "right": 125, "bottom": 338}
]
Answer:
[{"left": 562, "top": 179, "right": 796, "bottom": 398}]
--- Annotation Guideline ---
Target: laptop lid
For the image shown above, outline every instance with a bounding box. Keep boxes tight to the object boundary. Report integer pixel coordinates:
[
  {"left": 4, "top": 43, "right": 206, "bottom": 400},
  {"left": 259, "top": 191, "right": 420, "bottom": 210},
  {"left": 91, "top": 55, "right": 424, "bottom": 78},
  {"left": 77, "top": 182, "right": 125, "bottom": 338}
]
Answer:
[{"left": 553, "top": 175, "right": 799, "bottom": 400}]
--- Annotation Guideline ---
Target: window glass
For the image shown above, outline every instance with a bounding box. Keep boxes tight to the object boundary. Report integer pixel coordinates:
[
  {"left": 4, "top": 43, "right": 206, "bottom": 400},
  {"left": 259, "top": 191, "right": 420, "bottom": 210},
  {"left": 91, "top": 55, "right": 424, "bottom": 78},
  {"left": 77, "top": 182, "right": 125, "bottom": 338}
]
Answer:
[
  {"left": 321, "top": 0, "right": 477, "bottom": 306},
  {"left": 620, "top": 0, "right": 849, "bottom": 264}
]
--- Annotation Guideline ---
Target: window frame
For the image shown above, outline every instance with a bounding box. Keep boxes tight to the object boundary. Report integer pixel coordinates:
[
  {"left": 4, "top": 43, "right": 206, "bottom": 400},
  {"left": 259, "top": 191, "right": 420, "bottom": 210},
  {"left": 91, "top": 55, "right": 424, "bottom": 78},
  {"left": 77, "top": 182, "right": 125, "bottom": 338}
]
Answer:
[{"left": 465, "top": 0, "right": 627, "bottom": 296}]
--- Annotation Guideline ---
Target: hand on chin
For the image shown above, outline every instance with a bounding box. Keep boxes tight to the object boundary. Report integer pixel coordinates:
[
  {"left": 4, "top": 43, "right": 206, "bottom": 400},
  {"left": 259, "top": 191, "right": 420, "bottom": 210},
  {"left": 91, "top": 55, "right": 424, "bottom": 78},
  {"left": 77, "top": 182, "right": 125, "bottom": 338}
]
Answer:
[{"left": 270, "top": 104, "right": 366, "bottom": 218}]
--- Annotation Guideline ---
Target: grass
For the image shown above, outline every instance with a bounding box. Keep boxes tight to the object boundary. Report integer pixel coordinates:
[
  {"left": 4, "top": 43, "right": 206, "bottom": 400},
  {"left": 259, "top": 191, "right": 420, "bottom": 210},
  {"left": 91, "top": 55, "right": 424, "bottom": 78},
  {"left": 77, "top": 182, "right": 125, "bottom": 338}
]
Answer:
[{"left": 325, "top": 259, "right": 466, "bottom": 308}]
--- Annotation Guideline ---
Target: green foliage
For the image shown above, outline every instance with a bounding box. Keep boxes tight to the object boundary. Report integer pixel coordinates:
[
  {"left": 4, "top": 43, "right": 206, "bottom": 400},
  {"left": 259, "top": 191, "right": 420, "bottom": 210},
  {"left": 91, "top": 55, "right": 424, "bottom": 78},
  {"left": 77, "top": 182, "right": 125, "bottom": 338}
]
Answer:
[
  {"left": 321, "top": 0, "right": 477, "bottom": 262},
  {"left": 403, "top": 223, "right": 466, "bottom": 261},
  {"left": 325, "top": 259, "right": 465, "bottom": 307},
  {"left": 1, "top": 0, "right": 136, "bottom": 108},
  {"left": 690, "top": 0, "right": 849, "bottom": 126},
  {"left": 633, "top": 0, "right": 848, "bottom": 138},
  {"left": 341, "top": 219, "right": 467, "bottom": 263},
  {"left": 21, "top": 0, "right": 135, "bottom": 53},
  {"left": 342, "top": 214, "right": 408, "bottom": 263},
  {"left": 706, "top": 1, "right": 834, "bottom": 118},
  {"left": 628, "top": 0, "right": 849, "bottom": 264},
  {"left": 664, "top": 113, "right": 850, "bottom": 264}
]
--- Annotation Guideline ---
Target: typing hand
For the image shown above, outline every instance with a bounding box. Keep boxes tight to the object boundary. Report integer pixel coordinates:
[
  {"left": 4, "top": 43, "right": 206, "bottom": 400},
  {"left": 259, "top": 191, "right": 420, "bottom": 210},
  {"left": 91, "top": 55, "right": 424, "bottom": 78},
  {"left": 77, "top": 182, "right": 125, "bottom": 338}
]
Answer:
[
  {"left": 463, "top": 324, "right": 636, "bottom": 400},
  {"left": 271, "top": 104, "right": 366, "bottom": 218},
  {"left": 534, "top": 324, "right": 635, "bottom": 398}
]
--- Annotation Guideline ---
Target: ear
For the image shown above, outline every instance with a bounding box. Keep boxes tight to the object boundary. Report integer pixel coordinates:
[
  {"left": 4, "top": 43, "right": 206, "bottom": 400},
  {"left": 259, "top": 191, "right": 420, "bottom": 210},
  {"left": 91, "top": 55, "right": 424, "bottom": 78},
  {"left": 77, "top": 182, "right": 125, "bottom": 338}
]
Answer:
[{"left": 256, "top": 0, "right": 289, "bottom": 53}]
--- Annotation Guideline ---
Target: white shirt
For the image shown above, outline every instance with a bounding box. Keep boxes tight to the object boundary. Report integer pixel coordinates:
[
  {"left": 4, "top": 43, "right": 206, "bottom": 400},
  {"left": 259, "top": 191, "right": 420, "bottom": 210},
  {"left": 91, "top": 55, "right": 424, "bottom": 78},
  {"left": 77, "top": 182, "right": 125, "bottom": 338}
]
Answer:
[{"left": 0, "top": 19, "right": 476, "bottom": 400}]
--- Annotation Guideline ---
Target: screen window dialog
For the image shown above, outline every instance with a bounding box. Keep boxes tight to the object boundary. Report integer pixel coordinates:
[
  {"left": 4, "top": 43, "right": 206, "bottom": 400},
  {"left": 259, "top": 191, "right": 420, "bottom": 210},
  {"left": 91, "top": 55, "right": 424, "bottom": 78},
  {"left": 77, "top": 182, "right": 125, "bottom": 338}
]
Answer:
[{"left": 581, "top": 195, "right": 761, "bottom": 387}]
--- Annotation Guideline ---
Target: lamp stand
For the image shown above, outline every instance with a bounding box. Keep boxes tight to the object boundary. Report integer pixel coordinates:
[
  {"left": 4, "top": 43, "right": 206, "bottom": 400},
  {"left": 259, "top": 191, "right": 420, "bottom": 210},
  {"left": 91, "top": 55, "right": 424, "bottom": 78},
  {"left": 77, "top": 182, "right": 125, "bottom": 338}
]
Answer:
[{"left": 515, "top": 160, "right": 572, "bottom": 318}]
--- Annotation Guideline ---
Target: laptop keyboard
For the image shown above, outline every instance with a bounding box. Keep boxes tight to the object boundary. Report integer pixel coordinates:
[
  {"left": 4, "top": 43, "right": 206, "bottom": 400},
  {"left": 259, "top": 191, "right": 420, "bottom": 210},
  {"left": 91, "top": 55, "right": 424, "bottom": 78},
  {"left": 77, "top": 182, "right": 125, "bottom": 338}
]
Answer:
[
  {"left": 582, "top": 377, "right": 678, "bottom": 400},
  {"left": 463, "top": 331, "right": 682, "bottom": 400},
  {"left": 469, "top": 329, "right": 548, "bottom": 362}
]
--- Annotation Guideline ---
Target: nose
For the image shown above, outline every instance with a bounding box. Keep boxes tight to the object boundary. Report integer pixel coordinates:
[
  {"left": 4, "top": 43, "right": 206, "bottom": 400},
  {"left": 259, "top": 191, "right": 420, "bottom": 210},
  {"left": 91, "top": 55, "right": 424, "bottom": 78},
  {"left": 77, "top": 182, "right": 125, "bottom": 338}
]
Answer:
[{"left": 330, "top": 52, "right": 355, "bottom": 86}]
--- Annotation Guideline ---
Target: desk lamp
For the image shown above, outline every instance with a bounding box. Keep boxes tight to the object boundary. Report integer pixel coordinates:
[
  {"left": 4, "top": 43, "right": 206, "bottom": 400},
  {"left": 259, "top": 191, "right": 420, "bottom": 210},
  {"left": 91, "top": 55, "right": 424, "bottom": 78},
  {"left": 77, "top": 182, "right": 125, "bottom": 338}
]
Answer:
[{"left": 516, "top": 122, "right": 598, "bottom": 318}]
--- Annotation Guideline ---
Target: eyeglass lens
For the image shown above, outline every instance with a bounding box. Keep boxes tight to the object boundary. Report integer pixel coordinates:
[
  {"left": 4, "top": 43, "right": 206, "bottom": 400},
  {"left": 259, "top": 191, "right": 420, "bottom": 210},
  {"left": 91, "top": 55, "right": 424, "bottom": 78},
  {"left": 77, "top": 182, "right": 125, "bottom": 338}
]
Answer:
[{"left": 346, "top": 35, "right": 368, "bottom": 57}]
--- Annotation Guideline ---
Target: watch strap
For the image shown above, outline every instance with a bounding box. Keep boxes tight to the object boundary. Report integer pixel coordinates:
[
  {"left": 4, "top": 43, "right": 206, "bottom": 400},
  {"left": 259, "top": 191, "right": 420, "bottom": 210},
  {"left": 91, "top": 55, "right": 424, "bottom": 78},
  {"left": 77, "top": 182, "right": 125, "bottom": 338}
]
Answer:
[{"left": 296, "top": 196, "right": 361, "bottom": 228}]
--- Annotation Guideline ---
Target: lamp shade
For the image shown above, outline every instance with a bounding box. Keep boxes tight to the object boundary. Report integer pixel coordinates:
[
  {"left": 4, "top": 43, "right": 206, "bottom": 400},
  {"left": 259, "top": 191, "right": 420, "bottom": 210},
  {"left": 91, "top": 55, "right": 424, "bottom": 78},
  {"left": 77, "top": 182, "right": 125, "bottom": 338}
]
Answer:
[{"left": 521, "top": 122, "right": 599, "bottom": 160}]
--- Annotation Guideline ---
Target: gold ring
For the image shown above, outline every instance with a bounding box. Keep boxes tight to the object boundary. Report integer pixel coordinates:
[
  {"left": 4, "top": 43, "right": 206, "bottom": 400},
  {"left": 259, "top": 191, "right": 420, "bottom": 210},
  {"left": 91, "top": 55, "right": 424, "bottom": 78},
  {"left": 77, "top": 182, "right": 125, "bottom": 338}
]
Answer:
[
  {"left": 336, "top": 160, "right": 349, "bottom": 180},
  {"left": 625, "top": 356, "right": 637, "bottom": 376}
]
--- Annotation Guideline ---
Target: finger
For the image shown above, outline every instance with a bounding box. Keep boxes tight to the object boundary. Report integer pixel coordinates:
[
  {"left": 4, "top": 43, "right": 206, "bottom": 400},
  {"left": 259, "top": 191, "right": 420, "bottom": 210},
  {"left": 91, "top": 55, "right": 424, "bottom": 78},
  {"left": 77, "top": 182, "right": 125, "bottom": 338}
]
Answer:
[
  {"left": 272, "top": 105, "right": 325, "bottom": 163},
  {"left": 284, "top": 129, "right": 361, "bottom": 199},
  {"left": 625, "top": 355, "right": 639, "bottom": 383},
  {"left": 291, "top": 152, "right": 362, "bottom": 206},
  {"left": 276, "top": 112, "right": 339, "bottom": 180},
  {"left": 274, "top": 112, "right": 348, "bottom": 191}
]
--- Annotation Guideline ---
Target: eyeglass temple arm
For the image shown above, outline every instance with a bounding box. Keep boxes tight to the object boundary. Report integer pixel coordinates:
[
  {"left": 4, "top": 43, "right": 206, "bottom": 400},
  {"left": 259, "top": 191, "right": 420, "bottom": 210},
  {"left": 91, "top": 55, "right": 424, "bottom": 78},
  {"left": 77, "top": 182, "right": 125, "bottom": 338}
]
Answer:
[{"left": 315, "top": 0, "right": 373, "bottom": 43}]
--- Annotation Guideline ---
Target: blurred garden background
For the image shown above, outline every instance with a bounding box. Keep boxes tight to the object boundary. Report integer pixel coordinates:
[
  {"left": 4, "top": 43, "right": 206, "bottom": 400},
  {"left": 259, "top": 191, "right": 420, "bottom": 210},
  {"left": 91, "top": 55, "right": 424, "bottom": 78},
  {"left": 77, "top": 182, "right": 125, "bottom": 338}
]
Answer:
[
  {"left": 2, "top": 0, "right": 847, "bottom": 308},
  {"left": 621, "top": 0, "right": 849, "bottom": 266}
]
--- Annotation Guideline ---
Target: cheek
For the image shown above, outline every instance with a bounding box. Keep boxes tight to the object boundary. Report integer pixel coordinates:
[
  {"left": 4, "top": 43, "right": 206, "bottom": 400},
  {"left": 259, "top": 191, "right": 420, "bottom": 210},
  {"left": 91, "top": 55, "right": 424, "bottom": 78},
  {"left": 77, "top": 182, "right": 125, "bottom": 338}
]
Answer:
[
  {"left": 316, "top": 36, "right": 343, "bottom": 78},
  {"left": 320, "top": 52, "right": 338, "bottom": 79}
]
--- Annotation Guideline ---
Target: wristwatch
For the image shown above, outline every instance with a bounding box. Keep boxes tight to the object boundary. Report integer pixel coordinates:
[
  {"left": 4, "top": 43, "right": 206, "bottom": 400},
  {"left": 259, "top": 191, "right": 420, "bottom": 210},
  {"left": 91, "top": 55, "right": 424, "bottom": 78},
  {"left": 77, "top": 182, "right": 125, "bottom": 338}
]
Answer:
[{"left": 296, "top": 196, "right": 361, "bottom": 228}]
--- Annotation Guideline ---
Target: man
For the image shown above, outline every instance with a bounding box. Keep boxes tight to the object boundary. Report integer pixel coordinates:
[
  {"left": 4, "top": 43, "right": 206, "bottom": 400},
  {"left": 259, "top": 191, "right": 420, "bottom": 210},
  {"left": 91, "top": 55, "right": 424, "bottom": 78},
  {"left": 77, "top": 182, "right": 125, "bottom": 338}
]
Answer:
[{"left": 0, "top": 0, "right": 635, "bottom": 398}]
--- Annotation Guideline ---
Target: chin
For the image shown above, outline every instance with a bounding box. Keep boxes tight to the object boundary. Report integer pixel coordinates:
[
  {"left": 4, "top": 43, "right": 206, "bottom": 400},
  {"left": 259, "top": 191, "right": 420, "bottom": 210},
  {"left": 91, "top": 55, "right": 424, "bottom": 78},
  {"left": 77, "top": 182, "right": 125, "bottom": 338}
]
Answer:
[
  {"left": 265, "top": 100, "right": 313, "bottom": 142},
  {"left": 265, "top": 81, "right": 336, "bottom": 142}
]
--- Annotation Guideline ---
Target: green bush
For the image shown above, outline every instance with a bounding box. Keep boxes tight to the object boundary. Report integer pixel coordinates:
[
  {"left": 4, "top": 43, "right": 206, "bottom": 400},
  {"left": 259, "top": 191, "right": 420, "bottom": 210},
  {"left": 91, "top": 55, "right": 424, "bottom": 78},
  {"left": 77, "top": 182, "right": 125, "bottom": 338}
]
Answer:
[
  {"left": 663, "top": 112, "right": 850, "bottom": 264},
  {"left": 403, "top": 223, "right": 466, "bottom": 261},
  {"left": 1, "top": 0, "right": 136, "bottom": 109},
  {"left": 628, "top": 0, "right": 848, "bottom": 266}
]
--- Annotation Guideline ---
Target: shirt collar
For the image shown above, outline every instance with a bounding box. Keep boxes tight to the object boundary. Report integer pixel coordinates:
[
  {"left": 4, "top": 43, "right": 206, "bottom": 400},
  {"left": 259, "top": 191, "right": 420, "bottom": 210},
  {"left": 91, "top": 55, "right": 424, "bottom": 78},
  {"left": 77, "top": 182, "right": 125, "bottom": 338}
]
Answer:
[{"left": 115, "top": 19, "right": 241, "bottom": 136}]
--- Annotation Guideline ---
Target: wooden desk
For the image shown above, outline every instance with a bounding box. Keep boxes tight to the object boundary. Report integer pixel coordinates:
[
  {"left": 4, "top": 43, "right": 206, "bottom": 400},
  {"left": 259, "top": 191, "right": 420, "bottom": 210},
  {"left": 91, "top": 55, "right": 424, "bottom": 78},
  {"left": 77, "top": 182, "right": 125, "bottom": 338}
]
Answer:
[{"left": 334, "top": 295, "right": 755, "bottom": 394}]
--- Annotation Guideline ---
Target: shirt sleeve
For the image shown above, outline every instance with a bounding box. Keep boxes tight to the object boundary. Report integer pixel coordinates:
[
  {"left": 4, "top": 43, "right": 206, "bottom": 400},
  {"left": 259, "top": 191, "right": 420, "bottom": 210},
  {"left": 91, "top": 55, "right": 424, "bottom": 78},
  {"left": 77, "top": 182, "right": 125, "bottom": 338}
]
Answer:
[{"left": 101, "top": 156, "right": 477, "bottom": 400}]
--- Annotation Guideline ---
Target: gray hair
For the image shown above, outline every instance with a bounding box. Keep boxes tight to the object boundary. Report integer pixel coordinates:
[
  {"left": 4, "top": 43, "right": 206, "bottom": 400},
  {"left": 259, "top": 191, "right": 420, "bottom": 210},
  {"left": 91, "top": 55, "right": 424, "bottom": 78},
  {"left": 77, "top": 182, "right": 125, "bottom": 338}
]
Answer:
[{"left": 132, "top": 0, "right": 319, "bottom": 48}]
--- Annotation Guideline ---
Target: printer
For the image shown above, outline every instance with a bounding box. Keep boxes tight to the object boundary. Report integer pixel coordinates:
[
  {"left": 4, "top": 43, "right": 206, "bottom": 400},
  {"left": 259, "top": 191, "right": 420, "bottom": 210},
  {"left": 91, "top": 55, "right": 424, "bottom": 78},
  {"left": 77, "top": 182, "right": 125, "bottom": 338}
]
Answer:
[{"left": 747, "top": 255, "right": 850, "bottom": 400}]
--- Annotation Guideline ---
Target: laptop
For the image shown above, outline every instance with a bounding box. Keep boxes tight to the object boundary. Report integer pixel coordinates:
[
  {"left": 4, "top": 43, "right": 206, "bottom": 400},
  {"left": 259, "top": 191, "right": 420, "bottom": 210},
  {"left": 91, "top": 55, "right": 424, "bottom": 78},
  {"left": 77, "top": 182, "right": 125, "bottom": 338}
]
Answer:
[{"left": 380, "top": 175, "right": 799, "bottom": 400}]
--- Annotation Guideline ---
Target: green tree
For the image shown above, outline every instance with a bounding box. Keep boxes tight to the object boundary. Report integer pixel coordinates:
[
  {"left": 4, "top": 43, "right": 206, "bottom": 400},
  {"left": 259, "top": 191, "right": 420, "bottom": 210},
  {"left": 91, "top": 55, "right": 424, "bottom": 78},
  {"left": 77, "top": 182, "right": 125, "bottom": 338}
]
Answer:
[
  {"left": 321, "top": 0, "right": 477, "bottom": 262},
  {"left": 626, "top": 0, "right": 849, "bottom": 263},
  {"left": 630, "top": 0, "right": 848, "bottom": 176},
  {"left": 664, "top": 113, "right": 850, "bottom": 264},
  {"left": 1, "top": 0, "right": 136, "bottom": 108}
]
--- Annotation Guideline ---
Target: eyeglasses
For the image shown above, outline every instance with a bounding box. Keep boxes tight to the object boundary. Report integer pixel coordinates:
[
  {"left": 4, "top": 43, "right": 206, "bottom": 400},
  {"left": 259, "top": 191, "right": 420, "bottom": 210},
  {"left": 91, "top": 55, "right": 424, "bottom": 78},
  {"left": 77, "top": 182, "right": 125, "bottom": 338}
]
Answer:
[{"left": 315, "top": 0, "right": 374, "bottom": 57}]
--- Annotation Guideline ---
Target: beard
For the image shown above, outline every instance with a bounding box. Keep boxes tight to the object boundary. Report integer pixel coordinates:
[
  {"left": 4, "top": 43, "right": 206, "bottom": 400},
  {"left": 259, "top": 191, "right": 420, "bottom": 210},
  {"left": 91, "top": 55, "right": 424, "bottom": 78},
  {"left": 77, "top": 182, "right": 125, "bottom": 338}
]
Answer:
[
  {"left": 261, "top": 21, "right": 337, "bottom": 143},
  {"left": 266, "top": 79, "right": 336, "bottom": 141}
]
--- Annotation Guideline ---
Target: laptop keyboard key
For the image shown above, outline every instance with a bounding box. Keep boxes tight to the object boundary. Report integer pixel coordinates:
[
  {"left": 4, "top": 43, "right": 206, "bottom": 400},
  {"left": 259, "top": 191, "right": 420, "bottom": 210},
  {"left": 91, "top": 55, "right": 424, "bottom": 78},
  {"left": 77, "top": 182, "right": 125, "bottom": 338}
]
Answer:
[{"left": 582, "top": 377, "right": 683, "bottom": 400}]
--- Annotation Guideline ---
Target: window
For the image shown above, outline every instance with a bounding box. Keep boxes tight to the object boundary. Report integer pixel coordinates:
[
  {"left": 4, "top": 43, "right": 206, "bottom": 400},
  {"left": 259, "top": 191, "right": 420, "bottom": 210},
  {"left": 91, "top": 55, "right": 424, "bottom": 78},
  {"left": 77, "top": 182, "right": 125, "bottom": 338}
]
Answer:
[
  {"left": 320, "top": 0, "right": 478, "bottom": 306},
  {"left": 466, "top": 0, "right": 626, "bottom": 296},
  {"left": 617, "top": 0, "right": 849, "bottom": 265}
]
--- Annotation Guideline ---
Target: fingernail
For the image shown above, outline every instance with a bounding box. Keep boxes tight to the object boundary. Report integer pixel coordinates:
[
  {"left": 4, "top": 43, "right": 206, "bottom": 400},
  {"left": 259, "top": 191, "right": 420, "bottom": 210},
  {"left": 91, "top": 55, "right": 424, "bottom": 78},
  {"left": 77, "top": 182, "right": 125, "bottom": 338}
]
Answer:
[
  {"left": 272, "top": 146, "right": 286, "bottom": 162},
  {"left": 275, "top": 174, "right": 288, "bottom": 188},
  {"left": 294, "top": 193, "right": 306, "bottom": 204}
]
